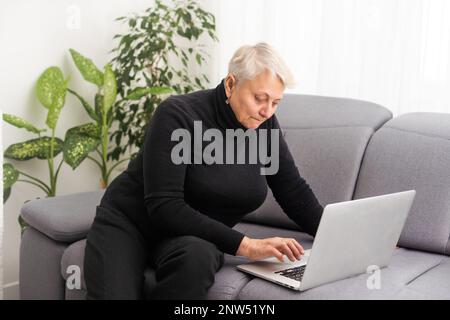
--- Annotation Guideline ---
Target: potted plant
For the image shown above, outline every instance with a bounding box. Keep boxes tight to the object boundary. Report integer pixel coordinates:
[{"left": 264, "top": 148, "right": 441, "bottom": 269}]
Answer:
[
  {"left": 3, "top": 66, "right": 70, "bottom": 231},
  {"left": 109, "top": 0, "right": 218, "bottom": 161},
  {"left": 67, "top": 49, "right": 172, "bottom": 188},
  {"left": 3, "top": 66, "right": 69, "bottom": 201}
]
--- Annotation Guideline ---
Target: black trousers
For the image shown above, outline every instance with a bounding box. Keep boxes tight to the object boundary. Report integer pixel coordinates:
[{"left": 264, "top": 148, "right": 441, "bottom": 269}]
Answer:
[{"left": 84, "top": 205, "right": 225, "bottom": 300}]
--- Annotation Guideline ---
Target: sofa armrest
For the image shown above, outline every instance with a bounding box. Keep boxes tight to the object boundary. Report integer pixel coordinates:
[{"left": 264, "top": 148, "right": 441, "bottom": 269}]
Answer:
[{"left": 21, "top": 190, "right": 105, "bottom": 242}]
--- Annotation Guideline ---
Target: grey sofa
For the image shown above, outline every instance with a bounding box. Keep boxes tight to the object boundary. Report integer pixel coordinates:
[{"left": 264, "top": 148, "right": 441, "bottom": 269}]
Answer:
[{"left": 19, "top": 94, "right": 450, "bottom": 300}]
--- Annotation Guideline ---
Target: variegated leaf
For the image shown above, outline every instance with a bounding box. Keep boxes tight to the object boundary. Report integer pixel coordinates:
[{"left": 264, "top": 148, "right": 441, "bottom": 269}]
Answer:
[
  {"left": 63, "top": 123, "right": 101, "bottom": 169},
  {"left": 36, "top": 66, "right": 64, "bottom": 109},
  {"left": 69, "top": 48, "right": 104, "bottom": 87},
  {"left": 3, "top": 163, "right": 19, "bottom": 189},
  {"left": 103, "top": 64, "right": 117, "bottom": 114},
  {"left": 46, "top": 79, "right": 69, "bottom": 129},
  {"left": 4, "top": 137, "right": 64, "bottom": 160},
  {"left": 2, "top": 114, "right": 45, "bottom": 134}
]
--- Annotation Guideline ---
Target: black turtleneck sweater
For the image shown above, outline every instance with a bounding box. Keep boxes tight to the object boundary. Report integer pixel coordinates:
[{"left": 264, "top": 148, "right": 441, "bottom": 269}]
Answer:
[{"left": 99, "top": 80, "right": 324, "bottom": 255}]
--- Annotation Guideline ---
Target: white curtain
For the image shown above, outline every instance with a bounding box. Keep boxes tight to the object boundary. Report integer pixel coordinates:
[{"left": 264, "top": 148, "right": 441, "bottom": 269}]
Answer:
[{"left": 204, "top": 0, "right": 450, "bottom": 116}]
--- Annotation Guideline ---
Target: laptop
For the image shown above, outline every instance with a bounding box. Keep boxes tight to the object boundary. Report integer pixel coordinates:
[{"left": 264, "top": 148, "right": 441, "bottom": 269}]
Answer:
[{"left": 237, "top": 190, "right": 416, "bottom": 291}]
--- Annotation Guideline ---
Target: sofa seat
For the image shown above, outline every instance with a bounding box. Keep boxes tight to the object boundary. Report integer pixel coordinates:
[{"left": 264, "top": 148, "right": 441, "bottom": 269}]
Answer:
[
  {"left": 60, "top": 221, "right": 450, "bottom": 300},
  {"left": 238, "top": 248, "right": 449, "bottom": 300}
]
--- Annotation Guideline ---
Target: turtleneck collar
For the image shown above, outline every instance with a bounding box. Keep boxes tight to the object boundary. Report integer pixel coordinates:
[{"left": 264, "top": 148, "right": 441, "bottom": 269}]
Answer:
[{"left": 213, "top": 79, "right": 247, "bottom": 130}]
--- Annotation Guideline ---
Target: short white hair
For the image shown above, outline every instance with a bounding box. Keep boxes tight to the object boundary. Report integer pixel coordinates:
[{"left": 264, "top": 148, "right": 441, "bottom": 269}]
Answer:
[{"left": 227, "top": 42, "right": 296, "bottom": 89}]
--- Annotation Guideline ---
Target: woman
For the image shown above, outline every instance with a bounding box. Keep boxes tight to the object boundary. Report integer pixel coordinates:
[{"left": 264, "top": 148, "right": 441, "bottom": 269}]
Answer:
[{"left": 84, "top": 42, "right": 324, "bottom": 300}]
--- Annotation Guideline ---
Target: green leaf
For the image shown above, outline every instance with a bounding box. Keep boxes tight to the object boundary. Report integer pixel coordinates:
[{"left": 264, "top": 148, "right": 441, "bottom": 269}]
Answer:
[
  {"left": 124, "top": 86, "right": 173, "bottom": 100},
  {"left": 36, "top": 137, "right": 64, "bottom": 159},
  {"left": 182, "top": 11, "right": 192, "bottom": 23},
  {"left": 63, "top": 123, "right": 101, "bottom": 169},
  {"left": 18, "top": 214, "right": 28, "bottom": 234},
  {"left": 2, "top": 114, "right": 46, "bottom": 134},
  {"left": 4, "top": 137, "right": 64, "bottom": 160},
  {"left": 3, "top": 163, "right": 19, "bottom": 189},
  {"left": 185, "top": 28, "right": 193, "bottom": 40},
  {"left": 107, "top": 108, "right": 114, "bottom": 127},
  {"left": 68, "top": 122, "right": 101, "bottom": 137},
  {"left": 36, "top": 66, "right": 64, "bottom": 109},
  {"left": 69, "top": 48, "right": 104, "bottom": 87},
  {"left": 46, "top": 79, "right": 69, "bottom": 129},
  {"left": 3, "top": 187, "right": 11, "bottom": 203},
  {"left": 95, "top": 93, "right": 104, "bottom": 120},
  {"left": 67, "top": 89, "right": 99, "bottom": 122},
  {"left": 181, "top": 50, "right": 189, "bottom": 61},
  {"left": 103, "top": 64, "right": 117, "bottom": 114},
  {"left": 195, "top": 53, "right": 202, "bottom": 65}
]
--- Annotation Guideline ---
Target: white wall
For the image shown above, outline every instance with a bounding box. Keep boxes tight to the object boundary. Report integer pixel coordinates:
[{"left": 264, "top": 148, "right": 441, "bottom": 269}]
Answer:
[{"left": 0, "top": 0, "right": 153, "bottom": 299}]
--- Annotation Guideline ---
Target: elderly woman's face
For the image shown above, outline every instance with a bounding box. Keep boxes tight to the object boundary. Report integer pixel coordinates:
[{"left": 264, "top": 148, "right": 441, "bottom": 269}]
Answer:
[{"left": 225, "top": 69, "right": 285, "bottom": 129}]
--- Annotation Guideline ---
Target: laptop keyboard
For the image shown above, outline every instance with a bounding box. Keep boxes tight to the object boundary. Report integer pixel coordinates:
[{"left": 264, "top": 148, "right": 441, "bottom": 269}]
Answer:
[{"left": 275, "top": 265, "right": 306, "bottom": 282}]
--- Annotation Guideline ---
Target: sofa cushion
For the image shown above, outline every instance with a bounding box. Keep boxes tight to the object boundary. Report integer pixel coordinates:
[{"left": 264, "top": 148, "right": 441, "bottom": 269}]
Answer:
[
  {"left": 21, "top": 190, "right": 104, "bottom": 242},
  {"left": 244, "top": 94, "right": 392, "bottom": 229},
  {"left": 395, "top": 258, "right": 450, "bottom": 299},
  {"left": 237, "top": 248, "right": 447, "bottom": 300},
  {"left": 354, "top": 113, "right": 450, "bottom": 255},
  {"left": 274, "top": 94, "right": 393, "bottom": 129},
  {"left": 245, "top": 127, "right": 375, "bottom": 230},
  {"left": 206, "top": 254, "right": 255, "bottom": 300},
  {"left": 233, "top": 222, "right": 315, "bottom": 246}
]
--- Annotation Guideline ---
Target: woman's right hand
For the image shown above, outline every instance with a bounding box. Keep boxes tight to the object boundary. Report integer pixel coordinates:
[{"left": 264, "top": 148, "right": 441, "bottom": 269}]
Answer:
[{"left": 236, "top": 236, "right": 305, "bottom": 262}]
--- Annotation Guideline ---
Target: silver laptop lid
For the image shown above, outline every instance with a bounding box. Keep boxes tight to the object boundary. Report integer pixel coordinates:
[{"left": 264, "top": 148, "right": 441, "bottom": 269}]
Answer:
[{"left": 299, "top": 190, "right": 416, "bottom": 291}]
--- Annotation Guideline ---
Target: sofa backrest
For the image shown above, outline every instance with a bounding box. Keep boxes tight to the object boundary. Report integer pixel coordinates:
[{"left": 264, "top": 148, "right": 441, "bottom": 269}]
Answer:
[
  {"left": 353, "top": 113, "right": 450, "bottom": 255},
  {"left": 243, "top": 94, "right": 393, "bottom": 229}
]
